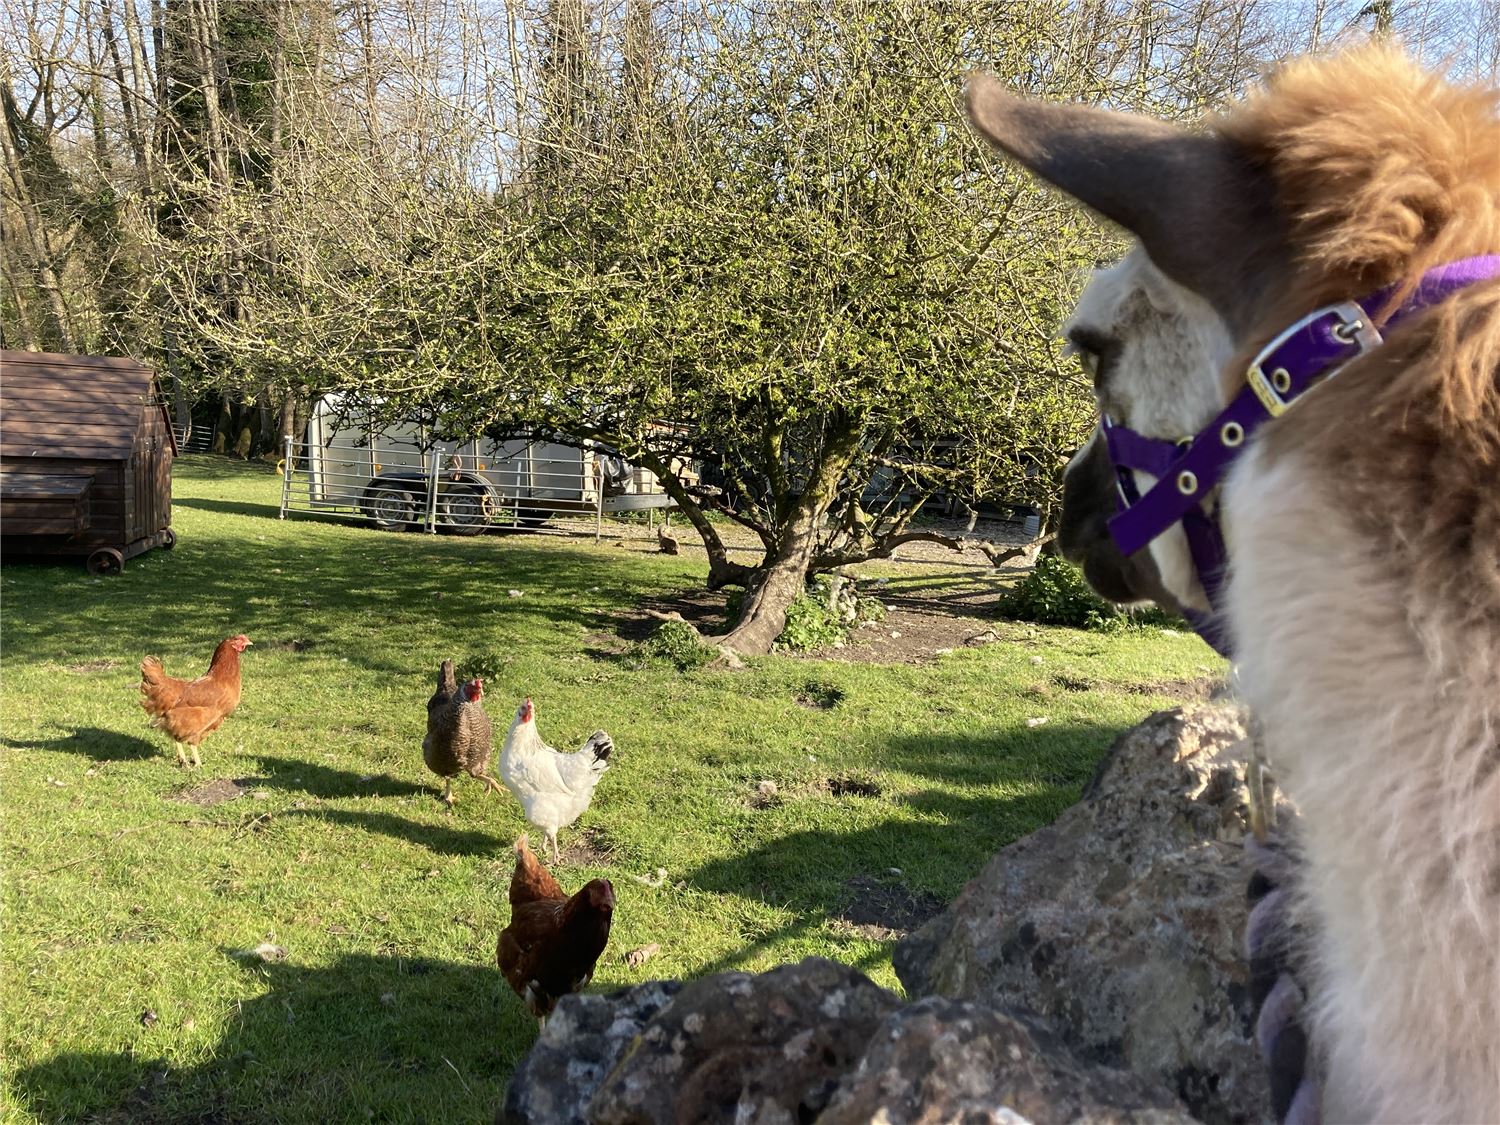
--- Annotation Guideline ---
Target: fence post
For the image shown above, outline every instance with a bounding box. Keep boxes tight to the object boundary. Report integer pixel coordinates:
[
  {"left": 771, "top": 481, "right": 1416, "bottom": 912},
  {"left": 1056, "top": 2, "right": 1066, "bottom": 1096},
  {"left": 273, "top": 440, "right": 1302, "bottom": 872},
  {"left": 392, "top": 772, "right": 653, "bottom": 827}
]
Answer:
[
  {"left": 278, "top": 434, "right": 293, "bottom": 519},
  {"left": 426, "top": 448, "right": 440, "bottom": 533},
  {"left": 594, "top": 456, "right": 604, "bottom": 543}
]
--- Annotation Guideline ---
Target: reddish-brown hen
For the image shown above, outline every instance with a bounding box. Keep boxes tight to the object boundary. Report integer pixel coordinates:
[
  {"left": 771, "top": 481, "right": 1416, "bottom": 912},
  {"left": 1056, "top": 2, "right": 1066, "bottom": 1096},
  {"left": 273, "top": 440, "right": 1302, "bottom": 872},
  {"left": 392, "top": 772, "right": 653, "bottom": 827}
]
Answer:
[
  {"left": 139, "top": 634, "right": 251, "bottom": 767},
  {"left": 496, "top": 833, "right": 614, "bottom": 1027}
]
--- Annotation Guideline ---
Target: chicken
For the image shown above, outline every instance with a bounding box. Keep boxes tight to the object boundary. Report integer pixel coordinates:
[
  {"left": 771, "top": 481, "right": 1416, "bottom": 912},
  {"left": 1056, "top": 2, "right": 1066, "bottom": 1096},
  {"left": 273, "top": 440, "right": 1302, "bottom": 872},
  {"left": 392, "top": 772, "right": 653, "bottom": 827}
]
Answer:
[
  {"left": 499, "top": 697, "right": 613, "bottom": 863},
  {"left": 422, "top": 659, "right": 505, "bottom": 807},
  {"left": 657, "top": 526, "right": 680, "bottom": 554},
  {"left": 496, "top": 833, "right": 615, "bottom": 1026},
  {"left": 139, "top": 634, "right": 252, "bottom": 768}
]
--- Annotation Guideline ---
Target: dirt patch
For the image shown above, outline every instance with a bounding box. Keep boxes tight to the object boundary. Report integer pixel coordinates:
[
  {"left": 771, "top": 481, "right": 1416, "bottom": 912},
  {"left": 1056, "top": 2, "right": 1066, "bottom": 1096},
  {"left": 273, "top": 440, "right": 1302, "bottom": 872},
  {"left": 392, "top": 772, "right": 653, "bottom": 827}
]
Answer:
[
  {"left": 170, "top": 778, "right": 250, "bottom": 807},
  {"left": 796, "top": 681, "right": 844, "bottom": 710},
  {"left": 616, "top": 588, "right": 733, "bottom": 642},
  {"left": 1123, "top": 675, "right": 1222, "bottom": 701},
  {"left": 818, "top": 775, "right": 882, "bottom": 799},
  {"left": 559, "top": 825, "right": 617, "bottom": 867},
  {"left": 808, "top": 607, "right": 1025, "bottom": 665},
  {"left": 1053, "top": 673, "right": 1095, "bottom": 692},
  {"left": 66, "top": 658, "right": 122, "bottom": 673},
  {"left": 833, "top": 875, "right": 947, "bottom": 940},
  {"left": 262, "top": 638, "right": 317, "bottom": 653}
]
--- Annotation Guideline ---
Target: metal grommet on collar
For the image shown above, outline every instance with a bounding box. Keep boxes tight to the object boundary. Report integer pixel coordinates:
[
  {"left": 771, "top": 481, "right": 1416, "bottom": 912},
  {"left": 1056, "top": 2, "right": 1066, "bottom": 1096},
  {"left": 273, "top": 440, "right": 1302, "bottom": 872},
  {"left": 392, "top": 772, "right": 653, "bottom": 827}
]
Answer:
[
  {"left": 1220, "top": 421, "right": 1244, "bottom": 447},
  {"left": 1271, "top": 368, "right": 1292, "bottom": 393},
  {"left": 1176, "top": 470, "right": 1198, "bottom": 495}
]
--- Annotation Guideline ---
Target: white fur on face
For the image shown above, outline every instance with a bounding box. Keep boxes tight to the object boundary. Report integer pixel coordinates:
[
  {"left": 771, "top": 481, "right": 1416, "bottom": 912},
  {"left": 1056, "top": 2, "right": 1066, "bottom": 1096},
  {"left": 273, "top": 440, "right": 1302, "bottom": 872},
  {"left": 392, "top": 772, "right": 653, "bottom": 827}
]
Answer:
[{"left": 1063, "top": 245, "right": 1234, "bottom": 611}]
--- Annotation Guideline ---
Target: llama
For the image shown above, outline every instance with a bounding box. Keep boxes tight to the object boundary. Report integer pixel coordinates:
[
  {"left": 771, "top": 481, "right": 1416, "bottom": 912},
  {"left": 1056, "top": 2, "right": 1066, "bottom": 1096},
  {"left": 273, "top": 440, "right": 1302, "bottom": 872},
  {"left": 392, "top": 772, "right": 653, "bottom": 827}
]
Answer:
[{"left": 967, "top": 45, "right": 1500, "bottom": 1124}]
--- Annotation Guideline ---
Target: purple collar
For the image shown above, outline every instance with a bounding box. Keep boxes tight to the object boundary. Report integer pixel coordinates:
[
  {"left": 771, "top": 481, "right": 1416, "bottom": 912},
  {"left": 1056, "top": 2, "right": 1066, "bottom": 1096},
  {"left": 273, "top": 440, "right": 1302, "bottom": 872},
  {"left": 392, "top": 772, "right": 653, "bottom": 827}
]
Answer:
[{"left": 1102, "top": 254, "right": 1500, "bottom": 657}]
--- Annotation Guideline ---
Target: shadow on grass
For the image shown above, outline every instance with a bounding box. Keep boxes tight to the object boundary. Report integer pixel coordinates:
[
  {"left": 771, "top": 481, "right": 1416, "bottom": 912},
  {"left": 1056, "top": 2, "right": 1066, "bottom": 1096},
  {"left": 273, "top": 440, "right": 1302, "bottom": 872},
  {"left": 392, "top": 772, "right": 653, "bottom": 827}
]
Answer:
[
  {"left": 173, "top": 496, "right": 286, "bottom": 520},
  {"left": 685, "top": 719, "right": 1124, "bottom": 977},
  {"left": 4, "top": 726, "right": 161, "bottom": 761},
  {"left": 2, "top": 498, "right": 665, "bottom": 675},
  {"left": 284, "top": 807, "right": 504, "bottom": 858},
  {"left": 8, "top": 952, "right": 527, "bottom": 1124},
  {"left": 248, "top": 754, "right": 431, "bottom": 800}
]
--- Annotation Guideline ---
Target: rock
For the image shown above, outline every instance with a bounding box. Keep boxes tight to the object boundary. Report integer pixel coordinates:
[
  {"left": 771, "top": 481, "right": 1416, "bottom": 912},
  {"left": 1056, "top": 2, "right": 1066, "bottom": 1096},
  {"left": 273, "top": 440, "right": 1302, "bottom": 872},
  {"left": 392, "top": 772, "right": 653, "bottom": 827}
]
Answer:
[
  {"left": 503, "top": 959, "right": 1195, "bottom": 1125},
  {"left": 589, "top": 958, "right": 899, "bottom": 1125},
  {"left": 896, "top": 704, "right": 1288, "bottom": 1124},
  {"left": 821, "top": 997, "right": 1196, "bottom": 1124},
  {"left": 623, "top": 943, "right": 661, "bottom": 969},
  {"left": 501, "top": 979, "right": 682, "bottom": 1125}
]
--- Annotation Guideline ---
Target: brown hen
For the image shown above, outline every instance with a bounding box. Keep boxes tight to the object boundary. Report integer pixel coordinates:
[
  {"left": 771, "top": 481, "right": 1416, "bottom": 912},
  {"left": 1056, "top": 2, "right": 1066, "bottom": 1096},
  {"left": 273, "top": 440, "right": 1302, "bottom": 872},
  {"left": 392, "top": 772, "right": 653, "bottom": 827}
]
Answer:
[
  {"left": 139, "top": 634, "right": 251, "bottom": 767},
  {"left": 497, "top": 833, "right": 614, "bottom": 1027}
]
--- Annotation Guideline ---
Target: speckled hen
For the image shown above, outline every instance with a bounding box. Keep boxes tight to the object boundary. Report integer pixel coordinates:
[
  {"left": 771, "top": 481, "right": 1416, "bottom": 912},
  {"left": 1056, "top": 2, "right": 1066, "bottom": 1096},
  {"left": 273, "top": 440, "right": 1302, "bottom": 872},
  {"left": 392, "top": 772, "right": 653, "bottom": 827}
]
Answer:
[{"left": 421, "top": 658, "right": 505, "bottom": 806}]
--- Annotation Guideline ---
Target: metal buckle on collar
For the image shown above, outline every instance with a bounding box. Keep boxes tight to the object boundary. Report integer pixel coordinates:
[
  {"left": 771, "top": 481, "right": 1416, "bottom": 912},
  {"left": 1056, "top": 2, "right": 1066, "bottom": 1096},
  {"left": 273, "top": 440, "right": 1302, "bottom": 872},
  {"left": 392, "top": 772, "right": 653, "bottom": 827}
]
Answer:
[{"left": 1245, "top": 301, "right": 1383, "bottom": 417}]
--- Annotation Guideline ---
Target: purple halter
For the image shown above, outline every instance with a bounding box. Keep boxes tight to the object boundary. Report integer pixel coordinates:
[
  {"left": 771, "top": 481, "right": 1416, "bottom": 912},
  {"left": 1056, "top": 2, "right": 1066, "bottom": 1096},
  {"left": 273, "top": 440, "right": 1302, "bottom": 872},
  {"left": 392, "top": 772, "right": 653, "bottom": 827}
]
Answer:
[{"left": 1100, "top": 255, "right": 1500, "bottom": 657}]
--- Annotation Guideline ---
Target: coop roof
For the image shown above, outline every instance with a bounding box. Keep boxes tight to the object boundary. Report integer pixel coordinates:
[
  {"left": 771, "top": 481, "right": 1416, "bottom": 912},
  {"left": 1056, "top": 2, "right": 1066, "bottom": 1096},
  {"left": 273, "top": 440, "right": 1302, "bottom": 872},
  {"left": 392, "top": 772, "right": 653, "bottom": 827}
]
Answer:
[{"left": 0, "top": 350, "right": 177, "bottom": 460}]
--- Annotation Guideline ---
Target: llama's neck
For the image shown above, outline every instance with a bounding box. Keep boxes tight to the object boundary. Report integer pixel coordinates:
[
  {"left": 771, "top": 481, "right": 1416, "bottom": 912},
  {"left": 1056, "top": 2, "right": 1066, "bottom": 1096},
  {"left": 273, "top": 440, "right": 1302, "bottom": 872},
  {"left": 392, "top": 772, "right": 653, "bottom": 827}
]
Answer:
[{"left": 1225, "top": 446, "right": 1500, "bottom": 1124}]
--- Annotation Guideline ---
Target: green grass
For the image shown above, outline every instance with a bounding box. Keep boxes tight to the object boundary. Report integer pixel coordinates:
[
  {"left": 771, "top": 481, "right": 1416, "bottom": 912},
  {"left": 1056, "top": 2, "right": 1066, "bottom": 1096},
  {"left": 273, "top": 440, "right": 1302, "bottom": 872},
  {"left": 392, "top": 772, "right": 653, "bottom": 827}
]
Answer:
[{"left": 1, "top": 457, "right": 1222, "bottom": 1124}]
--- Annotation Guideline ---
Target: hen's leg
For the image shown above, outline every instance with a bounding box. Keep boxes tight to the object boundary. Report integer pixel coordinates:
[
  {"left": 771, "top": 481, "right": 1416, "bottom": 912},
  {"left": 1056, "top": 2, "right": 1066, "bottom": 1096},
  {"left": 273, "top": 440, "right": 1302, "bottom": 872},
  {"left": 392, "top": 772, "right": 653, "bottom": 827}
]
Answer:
[
  {"left": 190, "top": 745, "right": 201, "bottom": 768},
  {"left": 479, "top": 773, "right": 506, "bottom": 796},
  {"left": 174, "top": 743, "right": 188, "bottom": 768},
  {"left": 442, "top": 777, "right": 455, "bottom": 807},
  {"left": 546, "top": 828, "right": 560, "bottom": 865}
]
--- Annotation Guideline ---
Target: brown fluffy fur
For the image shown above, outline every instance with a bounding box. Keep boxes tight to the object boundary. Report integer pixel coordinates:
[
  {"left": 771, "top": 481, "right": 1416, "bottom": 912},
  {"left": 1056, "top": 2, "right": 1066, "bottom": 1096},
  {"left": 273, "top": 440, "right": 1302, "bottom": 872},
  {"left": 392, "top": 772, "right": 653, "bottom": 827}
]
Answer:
[{"left": 1218, "top": 47, "right": 1500, "bottom": 651}]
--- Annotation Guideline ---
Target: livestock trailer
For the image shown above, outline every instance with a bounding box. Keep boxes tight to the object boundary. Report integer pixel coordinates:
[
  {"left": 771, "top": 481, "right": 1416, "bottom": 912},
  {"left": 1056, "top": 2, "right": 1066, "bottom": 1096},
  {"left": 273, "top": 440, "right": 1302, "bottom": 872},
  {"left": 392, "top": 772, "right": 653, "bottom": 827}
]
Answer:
[
  {"left": 287, "top": 394, "right": 683, "bottom": 534},
  {"left": 0, "top": 350, "right": 176, "bottom": 573}
]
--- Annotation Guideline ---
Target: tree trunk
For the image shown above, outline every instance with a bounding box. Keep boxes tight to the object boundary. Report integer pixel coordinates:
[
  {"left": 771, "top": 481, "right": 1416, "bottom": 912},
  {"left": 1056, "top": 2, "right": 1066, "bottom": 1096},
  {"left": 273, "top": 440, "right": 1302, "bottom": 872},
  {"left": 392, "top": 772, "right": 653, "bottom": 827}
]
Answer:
[
  {"left": 719, "top": 422, "right": 862, "bottom": 656},
  {"left": 632, "top": 448, "right": 758, "bottom": 589}
]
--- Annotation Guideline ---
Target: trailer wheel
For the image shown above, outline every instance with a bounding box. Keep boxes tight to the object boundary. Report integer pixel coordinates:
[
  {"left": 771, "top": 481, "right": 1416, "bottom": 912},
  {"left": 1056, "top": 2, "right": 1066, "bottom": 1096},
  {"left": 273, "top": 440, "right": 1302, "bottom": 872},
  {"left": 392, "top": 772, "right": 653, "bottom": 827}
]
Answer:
[
  {"left": 162, "top": 528, "right": 178, "bottom": 550},
  {"left": 361, "top": 482, "right": 421, "bottom": 531},
  {"left": 438, "top": 485, "right": 492, "bottom": 536},
  {"left": 87, "top": 548, "right": 124, "bottom": 576}
]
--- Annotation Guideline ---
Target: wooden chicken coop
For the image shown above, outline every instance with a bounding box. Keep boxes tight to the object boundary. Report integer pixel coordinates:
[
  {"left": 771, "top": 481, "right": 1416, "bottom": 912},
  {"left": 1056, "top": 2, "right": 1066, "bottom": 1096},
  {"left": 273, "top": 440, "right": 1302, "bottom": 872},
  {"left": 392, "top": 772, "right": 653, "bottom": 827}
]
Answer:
[{"left": 1, "top": 350, "right": 177, "bottom": 574}]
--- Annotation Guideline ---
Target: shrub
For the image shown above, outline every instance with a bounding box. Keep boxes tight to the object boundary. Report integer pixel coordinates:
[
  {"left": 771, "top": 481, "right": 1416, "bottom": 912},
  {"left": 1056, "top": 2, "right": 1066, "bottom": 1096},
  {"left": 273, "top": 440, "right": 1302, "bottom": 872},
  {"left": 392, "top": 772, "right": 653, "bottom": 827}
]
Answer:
[
  {"left": 999, "top": 555, "right": 1189, "bottom": 633},
  {"left": 638, "top": 619, "right": 718, "bottom": 671},
  {"left": 778, "top": 593, "right": 848, "bottom": 651},
  {"left": 775, "top": 575, "right": 887, "bottom": 651}
]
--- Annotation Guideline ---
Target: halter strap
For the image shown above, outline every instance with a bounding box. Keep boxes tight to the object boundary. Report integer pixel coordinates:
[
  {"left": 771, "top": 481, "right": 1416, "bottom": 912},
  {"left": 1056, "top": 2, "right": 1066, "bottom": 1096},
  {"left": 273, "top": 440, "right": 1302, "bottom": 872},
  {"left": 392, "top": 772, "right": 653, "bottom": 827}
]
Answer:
[{"left": 1101, "top": 254, "right": 1500, "bottom": 656}]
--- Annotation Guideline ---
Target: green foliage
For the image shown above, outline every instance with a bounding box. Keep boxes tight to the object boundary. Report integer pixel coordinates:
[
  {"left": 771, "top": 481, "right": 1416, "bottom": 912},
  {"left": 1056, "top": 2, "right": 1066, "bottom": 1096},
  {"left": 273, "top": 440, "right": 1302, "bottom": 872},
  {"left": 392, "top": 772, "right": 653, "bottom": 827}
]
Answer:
[
  {"left": 637, "top": 619, "right": 718, "bottom": 671},
  {"left": 778, "top": 593, "right": 850, "bottom": 653},
  {"left": 999, "top": 555, "right": 1189, "bottom": 634},
  {"left": 999, "top": 554, "right": 1123, "bottom": 631},
  {"left": 776, "top": 575, "right": 887, "bottom": 651}
]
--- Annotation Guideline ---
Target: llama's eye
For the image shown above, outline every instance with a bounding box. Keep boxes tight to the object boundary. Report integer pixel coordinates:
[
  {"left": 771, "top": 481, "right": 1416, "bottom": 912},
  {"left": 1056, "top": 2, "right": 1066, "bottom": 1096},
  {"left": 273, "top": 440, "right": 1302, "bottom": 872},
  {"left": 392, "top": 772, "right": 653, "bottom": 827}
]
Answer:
[{"left": 1064, "top": 326, "right": 1112, "bottom": 388}]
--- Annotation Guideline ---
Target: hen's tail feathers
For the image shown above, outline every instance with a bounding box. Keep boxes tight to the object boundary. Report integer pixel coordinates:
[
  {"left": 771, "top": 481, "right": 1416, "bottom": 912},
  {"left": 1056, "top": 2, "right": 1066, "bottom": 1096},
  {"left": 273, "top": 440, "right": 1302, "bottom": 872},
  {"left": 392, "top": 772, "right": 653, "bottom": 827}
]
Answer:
[
  {"left": 139, "top": 657, "right": 171, "bottom": 719},
  {"left": 587, "top": 731, "right": 613, "bottom": 764},
  {"left": 1245, "top": 832, "right": 1321, "bottom": 1125},
  {"left": 510, "top": 833, "right": 565, "bottom": 905}
]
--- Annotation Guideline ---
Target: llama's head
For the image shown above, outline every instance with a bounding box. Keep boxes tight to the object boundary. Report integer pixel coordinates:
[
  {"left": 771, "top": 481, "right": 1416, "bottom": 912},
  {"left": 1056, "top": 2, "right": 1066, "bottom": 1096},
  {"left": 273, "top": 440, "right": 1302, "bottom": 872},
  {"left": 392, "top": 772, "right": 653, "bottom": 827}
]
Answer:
[
  {"left": 1058, "top": 249, "right": 1232, "bottom": 609},
  {"left": 968, "top": 44, "right": 1500, "bottom": 612}
]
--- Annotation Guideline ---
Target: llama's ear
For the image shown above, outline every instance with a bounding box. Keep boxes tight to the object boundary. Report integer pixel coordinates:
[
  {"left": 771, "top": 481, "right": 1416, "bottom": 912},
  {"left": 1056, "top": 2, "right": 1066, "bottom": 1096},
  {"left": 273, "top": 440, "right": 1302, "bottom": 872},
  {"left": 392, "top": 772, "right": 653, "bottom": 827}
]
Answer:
[{"left": 966, "top": 73, "right": 1277, "bottom": 321}]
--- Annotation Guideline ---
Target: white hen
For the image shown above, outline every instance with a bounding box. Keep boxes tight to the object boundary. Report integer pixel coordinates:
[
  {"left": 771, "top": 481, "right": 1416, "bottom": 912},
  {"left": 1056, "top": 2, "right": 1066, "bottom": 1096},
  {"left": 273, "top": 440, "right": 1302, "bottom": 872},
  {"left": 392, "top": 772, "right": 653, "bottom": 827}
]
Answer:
[{"left": 499, "top": 697, "right": 613, "bottom": 864}]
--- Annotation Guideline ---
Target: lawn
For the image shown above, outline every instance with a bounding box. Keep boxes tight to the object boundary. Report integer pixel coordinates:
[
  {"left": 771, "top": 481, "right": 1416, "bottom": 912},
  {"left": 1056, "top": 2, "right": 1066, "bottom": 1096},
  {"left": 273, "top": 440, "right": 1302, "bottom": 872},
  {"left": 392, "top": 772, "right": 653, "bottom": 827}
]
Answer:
[{"left": 1, "top": 457, "right": 1222, "bottom": 1124}]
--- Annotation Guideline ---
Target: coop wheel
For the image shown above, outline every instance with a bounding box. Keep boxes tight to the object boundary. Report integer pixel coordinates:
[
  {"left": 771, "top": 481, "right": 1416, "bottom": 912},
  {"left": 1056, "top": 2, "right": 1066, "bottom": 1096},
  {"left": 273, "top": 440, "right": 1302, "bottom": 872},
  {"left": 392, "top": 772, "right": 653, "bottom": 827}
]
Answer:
[
  {"left": 87, "top": 548, "right": 124, "bottom": 576},
  {"left": 360, "top": 482, "right": 421, "bottom": 532},
  {"left": 438, "top": 485, "right": 492, "bottom": 536},
  {"left": 162, "top": 528, "right": 178, "bottom": 550}
]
